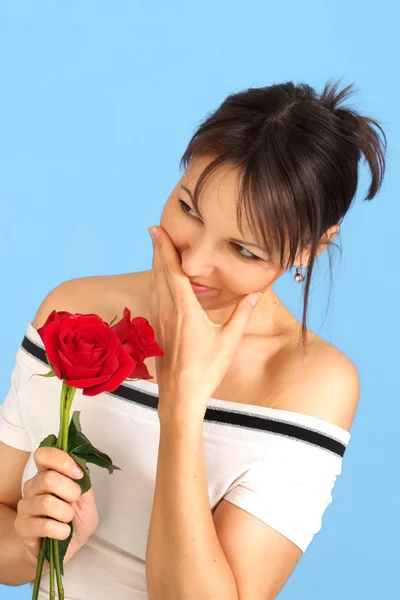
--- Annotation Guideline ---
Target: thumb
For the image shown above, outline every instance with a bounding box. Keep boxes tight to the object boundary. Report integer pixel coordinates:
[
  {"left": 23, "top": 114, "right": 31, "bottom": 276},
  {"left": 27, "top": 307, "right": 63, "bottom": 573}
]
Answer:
[{"left": 221, "top": 292, "right": 263, "bottom": 346}]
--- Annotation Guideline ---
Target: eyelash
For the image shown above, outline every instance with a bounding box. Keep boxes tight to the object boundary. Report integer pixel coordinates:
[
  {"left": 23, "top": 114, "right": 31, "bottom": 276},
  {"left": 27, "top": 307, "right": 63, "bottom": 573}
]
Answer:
[{"left": 178, "top": 199, "right": 262, "bottom": 262}]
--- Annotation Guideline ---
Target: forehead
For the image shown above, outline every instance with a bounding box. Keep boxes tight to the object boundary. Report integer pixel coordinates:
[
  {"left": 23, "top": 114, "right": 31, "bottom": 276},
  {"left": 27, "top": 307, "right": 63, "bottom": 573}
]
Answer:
[
  {"left": 181, "top": 155, "right": 241, "bottom": 219},
  {"left": 180, "top": 155, "right": 292, "bottom": 265}
]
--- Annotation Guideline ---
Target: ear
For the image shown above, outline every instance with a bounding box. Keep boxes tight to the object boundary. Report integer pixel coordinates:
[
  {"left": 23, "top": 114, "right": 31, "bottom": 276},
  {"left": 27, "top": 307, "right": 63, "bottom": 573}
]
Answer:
[
  {"left": 316, "top": 224, "right": 340, "bottom": 258},
  {"left": 294, "top": 224, "right": 340, "bottom": 266}
]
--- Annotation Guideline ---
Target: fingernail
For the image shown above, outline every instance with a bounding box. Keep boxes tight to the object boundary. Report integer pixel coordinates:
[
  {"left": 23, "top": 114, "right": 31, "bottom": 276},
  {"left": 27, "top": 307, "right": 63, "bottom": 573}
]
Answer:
[
  {"left": 249, "top": 292, "right": 262, "bottom": 307},
  {"left": 148, "top": 226, "right": 158, "bottom": 238},
  {"left": 73, "top": 465, "right": 84, "bottom": 478}
]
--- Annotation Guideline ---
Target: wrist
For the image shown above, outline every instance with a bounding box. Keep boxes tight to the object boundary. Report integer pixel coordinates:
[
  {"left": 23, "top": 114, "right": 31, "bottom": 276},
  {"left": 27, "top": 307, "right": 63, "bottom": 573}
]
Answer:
[
  {"left": 22, "top": 543, "right": 50, "bottom": 579},
  {"left": 22, "top": 535, "right": 81, "bottom": 580},
  {"left": 158, "top": 390, "right": 209, "bottom": 427},
  {"left": 158, "top": 412, "right": 205, "bottom": 440}
]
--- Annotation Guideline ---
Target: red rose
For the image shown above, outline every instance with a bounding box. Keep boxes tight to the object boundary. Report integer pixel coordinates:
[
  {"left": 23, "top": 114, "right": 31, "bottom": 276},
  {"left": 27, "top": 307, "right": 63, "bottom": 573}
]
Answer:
[
  {"left": 37, "top": 310, "right": 137, "bottom": 396},
  {"left": 111, "top": 307, "right": 164, "bottom": 380}
]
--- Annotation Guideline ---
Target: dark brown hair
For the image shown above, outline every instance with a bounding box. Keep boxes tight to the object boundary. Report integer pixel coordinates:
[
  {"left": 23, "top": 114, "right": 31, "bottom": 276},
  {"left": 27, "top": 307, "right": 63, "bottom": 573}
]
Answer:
[{"left": 179, "top": 80, "right": 387, "bottom": 350}]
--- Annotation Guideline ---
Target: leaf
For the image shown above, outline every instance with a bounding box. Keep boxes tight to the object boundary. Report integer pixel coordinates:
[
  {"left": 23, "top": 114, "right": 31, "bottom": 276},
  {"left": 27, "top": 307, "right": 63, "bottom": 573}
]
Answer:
[
  {"left": 39, "top": 434, "right": 58, "bottom": 448},
  {"left": 75, "top": 450, "right": 121, "bottom": 473},
  {"left": 44, "top": 527, "right": 73, "bottom": 577},
  {"left": 38, "top": 409, "right": 122, "bottom": 571},
  {"left": 109, "top": 314, "right": 118, "bottom": 326},
  {"left": 30, "top": 369, "right": 56, "bottom": 380},
  {"left": 68, "top": 453, "right": 92, "bottom": 495},
  {"left": 43, "top": 537, "right": 52, "bottom": 569},
  {"left": 66, "top": 411, "right": 121, "bottom": 495},
  {"left": 67, "top": 411, "right": 83, "bottom": 453},
  {"left": 57, "top": 523, "right": 73, "bottom": 576}
]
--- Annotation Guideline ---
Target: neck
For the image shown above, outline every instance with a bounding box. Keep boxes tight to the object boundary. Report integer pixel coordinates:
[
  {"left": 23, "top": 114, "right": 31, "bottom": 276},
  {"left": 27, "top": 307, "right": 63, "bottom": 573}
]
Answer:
[{"left": 140, "top": 270, "right": 297, "bottom": 339}]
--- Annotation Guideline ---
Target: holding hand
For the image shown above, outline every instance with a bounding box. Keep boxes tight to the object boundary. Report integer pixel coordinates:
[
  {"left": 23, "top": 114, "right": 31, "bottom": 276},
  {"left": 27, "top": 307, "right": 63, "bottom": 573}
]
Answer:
[
  {"left": 148, "top": 225, "right": 262, "bottom": 424},
  {"left": 15, "top": 447, "right": 99, "bottom": 568}
]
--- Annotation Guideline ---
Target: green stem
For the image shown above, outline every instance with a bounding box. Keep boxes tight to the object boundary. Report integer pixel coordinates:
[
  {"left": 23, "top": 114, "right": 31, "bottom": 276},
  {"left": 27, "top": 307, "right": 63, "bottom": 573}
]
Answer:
[
  {"left": 54, "top": 538, "right": 64, "bottom": 600},
  {"left": 32, "top": 383, "right": 76, "bottom": 599},
  {"left": 56, "top": 384, "right": 69, "bottom": 450},
  {"left": 31, "top": 537, "right": 47, "bottom": 600},
  {"left": 54, "top": 385, "right": 76, "bottom": 597},
  {"left": 62, "top": 386, "right": 76, "bottom": 451},
  {"left": 52, "top": 384, "right": 76, "bottom": 599},
  {"left": 49, "top": 538, "right": 55, "bottom": 599}
]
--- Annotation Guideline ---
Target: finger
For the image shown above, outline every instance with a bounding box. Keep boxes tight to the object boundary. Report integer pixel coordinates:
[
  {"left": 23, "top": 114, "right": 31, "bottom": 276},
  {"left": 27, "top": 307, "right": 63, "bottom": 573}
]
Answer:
[
  {"left": 23, "top": 470, "right": 81, "bottom": 503},
  {"left": 30, "top": 470, "right": 82, "bottom": 503},
  {"left": 221, "top": 293, "right": 263, "bottom": 349},
  {"left": 149, "top": 227, "right": 171, "bottom": 310},
  {"left": 151, "top": 227, "right": 192, "bottom": 300},
  {"left": 24, "top": 516, "right": 72, "bottom": 542},
  {"left": 28, "top": 494, "right": 75, "bottom": 524},
  {"left": 150, "top": 227, "right": 172, "bottom": 302},
  {"left": 33, "top": 446, "right": 84, "bottom": 480}
]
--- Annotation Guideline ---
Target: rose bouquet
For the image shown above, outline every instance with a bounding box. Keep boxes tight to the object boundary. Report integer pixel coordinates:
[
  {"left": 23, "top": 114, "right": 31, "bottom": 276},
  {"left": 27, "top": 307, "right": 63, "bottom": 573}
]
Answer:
[{"left": 30, "top": 308, "right": 164, "bottom": 600}]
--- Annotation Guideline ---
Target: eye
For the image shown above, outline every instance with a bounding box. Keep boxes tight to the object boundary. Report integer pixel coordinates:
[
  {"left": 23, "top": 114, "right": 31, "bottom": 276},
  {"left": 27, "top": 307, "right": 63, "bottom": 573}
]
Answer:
[
  {"left": 231, "top": 243, "right": 261, "bottom": 261},
  {"left": 179, "top": 199, "right": 198, "bottom": 218},
  {"left": 178, "top": 198, "right": 262, "bottom": 262}
]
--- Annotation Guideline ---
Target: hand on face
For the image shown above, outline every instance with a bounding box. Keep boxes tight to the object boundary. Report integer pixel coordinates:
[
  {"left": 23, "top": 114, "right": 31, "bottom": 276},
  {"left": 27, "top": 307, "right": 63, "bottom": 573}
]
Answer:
[{"left": 148, "top": 225, "right": 262, "bottom": 423}]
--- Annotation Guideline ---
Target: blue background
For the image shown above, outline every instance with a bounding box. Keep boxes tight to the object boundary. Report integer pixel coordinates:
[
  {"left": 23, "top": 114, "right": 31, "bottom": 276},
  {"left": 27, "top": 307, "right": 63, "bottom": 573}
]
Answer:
[{"left": 0, "top": 1, "right": 398, "bottom": 598}]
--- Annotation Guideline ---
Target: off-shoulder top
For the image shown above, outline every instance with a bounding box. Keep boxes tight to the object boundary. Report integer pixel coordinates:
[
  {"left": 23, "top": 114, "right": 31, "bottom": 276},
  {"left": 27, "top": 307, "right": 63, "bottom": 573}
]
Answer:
[{"left": 0, "top": 322, "right": 351, "bottom": 599}]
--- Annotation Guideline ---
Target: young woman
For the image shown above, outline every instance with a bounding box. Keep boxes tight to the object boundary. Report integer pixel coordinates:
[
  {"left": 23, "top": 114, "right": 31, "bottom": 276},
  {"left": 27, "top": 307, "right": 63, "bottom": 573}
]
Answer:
[{"left": 0, "top": 80, "right": 386, "bottom": 599}]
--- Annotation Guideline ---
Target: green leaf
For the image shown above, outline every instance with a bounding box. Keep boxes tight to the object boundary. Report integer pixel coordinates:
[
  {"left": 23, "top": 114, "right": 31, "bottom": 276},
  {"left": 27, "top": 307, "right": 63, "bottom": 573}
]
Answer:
[
  {"left": 75, "top": 450, "right": 121, "bottom": 474},
  {"left": 44, "top": 526, "right": 73, "bottom": 577},
  {"left": 109, "top": 314, "right": 118, "bottom": 326},
  {"left": 57, "top": 523, "right": 73, "bottom": 576},
  {"left": 67, "top": 411, "right": 83, "bottom": 453},
  {"left": 30, "top": 369, "right": 56, "bottom": 380},
  {"left": 43, "top": 537, "right": 52, "bottom": 569},
  {"left": 68, "top": 454, "right": 92, "bottom": 495},
  {"left": 39, "top": 434, "right": 58, "bottom": 448},
  {"left": 39, "top": 410, "right": 122, "bottom": 570},
  {"left": 66, "top": 411, "right": 121, "bottom": 494},
  {"left": 38, "top": 434, "right": 73, "bottom": 572}
]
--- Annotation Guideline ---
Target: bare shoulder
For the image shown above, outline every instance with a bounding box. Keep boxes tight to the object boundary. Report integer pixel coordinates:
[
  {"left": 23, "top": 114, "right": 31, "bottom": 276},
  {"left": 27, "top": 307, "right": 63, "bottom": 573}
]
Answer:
[
  {"left": 32, "top": 271, "right": 146, "bottom": 330},
  {"left": 274, "top": 333, "right": 360, "bottom": 432}
]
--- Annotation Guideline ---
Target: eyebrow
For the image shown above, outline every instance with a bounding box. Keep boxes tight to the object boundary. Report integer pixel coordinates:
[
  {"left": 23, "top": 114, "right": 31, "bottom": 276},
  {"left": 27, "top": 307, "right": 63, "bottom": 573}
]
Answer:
[{"left": 180, "top": 184, "right": 266, "bottom": 251}]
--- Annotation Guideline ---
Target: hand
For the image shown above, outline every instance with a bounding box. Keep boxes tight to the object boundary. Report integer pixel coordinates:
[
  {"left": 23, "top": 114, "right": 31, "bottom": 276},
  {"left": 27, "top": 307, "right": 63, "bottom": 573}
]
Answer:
[
  {"left": 15, "top": 446, "right": 99, "bottom": 566},
  {"left": 148, "top": 225, "right": 262, "bottom": 423}
]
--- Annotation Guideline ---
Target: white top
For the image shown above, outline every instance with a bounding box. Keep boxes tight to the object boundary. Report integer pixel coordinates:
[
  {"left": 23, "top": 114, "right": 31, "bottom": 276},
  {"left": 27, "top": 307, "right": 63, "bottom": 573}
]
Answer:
[{"left": 0, "top": 322, "right": 351, "bottom": 599}]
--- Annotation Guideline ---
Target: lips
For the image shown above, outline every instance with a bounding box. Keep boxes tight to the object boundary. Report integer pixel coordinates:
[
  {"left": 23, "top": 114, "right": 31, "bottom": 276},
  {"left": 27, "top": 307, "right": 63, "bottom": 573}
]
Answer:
[{"left": 190, "top": 281, "right": 215, "bottom": 289}]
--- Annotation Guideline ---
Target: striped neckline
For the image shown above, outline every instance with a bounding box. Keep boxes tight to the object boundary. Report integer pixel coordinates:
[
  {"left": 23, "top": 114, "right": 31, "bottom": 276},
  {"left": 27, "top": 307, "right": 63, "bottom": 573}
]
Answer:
[{"left": 21, "top": 322, "right": 351, "bottom": 457}]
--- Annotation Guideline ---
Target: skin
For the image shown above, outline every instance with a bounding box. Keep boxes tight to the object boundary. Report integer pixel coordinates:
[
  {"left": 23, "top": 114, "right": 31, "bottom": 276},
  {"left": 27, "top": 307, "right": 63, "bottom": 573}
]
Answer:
[
  {"left": 141, "top": 155, "right": 356, "bottom": 599},
  {"left": 21, "top": 153, "right": 358, "bottom": 596},
  {"left": 157, "top": 153, "right": 339, "bottom": 336},
  {"left": 28, "top": 152, "right": 352, "bottom": 419},
  {"left": 130, "top": 154, "right": 341, "bottom": 408}
]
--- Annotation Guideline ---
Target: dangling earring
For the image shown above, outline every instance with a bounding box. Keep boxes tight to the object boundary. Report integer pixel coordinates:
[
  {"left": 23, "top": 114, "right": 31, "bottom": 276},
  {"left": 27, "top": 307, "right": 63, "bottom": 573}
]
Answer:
[{"left": 294, "top": 265, "right": 305, "bottom": 283}]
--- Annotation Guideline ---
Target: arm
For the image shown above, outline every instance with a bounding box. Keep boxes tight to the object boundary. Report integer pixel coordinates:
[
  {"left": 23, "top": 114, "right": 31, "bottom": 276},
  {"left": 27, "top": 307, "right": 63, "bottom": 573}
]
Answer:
[
  {"left": 144, "top": 227, "right": 359, "bottom": 598},
  {"left": 0, "top": 502, "right": 50, "bottom": 585},
  {"left": 145, "top": 349, "right": 359, "bottom": 600},
  {"left": 145, "top": 411, "right": 304, "bottom": 600},
  {"left": 145, "top": 417, "right": 239, "bottom": 600},
  {"left": 0, "top": 392, "right": 50, "bottom": 585}
]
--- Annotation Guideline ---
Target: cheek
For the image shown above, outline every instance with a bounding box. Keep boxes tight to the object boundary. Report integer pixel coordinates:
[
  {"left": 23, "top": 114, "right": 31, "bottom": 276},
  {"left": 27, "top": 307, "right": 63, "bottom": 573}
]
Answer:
[
  {"left": 159, "top": 195, "right": 185, "bottom": 242},
  {"left": 225, "top": 266, "right": 283, "bottom": 295},
  {"left": 159, "top": 196, "right": 284, "bottom": 292}
]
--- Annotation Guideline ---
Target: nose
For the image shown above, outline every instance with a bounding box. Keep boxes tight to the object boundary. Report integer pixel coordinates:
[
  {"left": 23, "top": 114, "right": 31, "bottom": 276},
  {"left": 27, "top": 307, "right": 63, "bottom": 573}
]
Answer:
[{"left": 179, "top": 241, "right": 216, "bottom": 280}]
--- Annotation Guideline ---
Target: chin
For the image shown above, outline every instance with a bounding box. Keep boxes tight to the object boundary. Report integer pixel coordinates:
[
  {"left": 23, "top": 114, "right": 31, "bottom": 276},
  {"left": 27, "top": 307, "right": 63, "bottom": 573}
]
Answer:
[{"left": 195, "top": 292, "right": 235, "bottom": 308}]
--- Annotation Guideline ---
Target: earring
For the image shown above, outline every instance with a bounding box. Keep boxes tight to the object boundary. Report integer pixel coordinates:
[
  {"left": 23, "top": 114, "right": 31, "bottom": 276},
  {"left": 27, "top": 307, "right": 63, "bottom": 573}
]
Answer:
[{"left": 294, "top": 265, "right": 305, "bottom": 283}]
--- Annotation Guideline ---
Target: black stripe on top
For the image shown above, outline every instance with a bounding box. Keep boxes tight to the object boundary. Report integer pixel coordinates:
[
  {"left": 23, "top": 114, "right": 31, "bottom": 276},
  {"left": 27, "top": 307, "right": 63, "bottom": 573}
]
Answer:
[{"left": 21, "top": 335, "right": 348, "bottom": 458}]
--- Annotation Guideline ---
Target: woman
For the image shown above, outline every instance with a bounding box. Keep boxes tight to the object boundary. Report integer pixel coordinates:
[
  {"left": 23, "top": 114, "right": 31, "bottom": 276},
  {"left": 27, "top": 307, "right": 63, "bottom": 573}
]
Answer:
[{"left": 0, "top": 79, "right": 386, "bottom": 598}]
